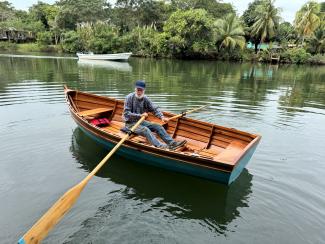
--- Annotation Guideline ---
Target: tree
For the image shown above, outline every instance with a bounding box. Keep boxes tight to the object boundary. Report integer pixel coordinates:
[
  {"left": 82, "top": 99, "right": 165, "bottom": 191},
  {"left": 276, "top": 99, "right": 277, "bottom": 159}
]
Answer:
[
  {"left": 214, "top": 14, "right": 245, "bottom": 51},
  {"left": 294, "top": 1, "right": 321, "bottom": 43},
  {"left": 0, "top": 1, "right": 14, "bottom": 22},
  {"left": 28, "top": 2, "right": 60, "bottom": 44},
  {"left": 241, "top": 0, "right": 265, "bottom": 53},
  {"left": 136, "top": 0, "right": 172, "bottom": 31},
  {"left": 171, "top": 0, "right": 235, "bottom": 18},
  {"left": 163, "top": 9, "right": 214, "bottom": 56},
  {"left": 111, "top": 0, "right": 138, "bottom": 33},
  {"left": 242, "top": 0, "right": 264, "bottom": 27},
  {"left": 29, "top": 1, "right": 51, "bottom": 29},
  {"left": 0, "top": 2, "right": 44, "bottom": 38},
  {"left": 306, "top": 27, "right": 325, "bottom": 54},
  {"left": 56, "top": 0, "right": 110, "bottom": 30},
  {"left": 250, "top": 0, "right": 281, "bottom": 52},
  {"left": 275, "top": 22, "right": 297, "bottom": 43}
]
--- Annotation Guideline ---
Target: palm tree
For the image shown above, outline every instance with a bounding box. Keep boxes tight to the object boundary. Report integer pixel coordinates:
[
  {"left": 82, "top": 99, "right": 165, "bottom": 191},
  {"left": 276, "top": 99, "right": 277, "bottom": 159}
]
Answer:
[
  {"left": 294, "top": 1, "right": 321, "bottom": 44},
  {"left": 250, "top": 0, "right": 281, "bottom": 52},
  {"left": 214, "top": 14, "right": 245, "bottom": 51},
  {"left": 307, "top": 27, "right": 325, "bottom": 54}
]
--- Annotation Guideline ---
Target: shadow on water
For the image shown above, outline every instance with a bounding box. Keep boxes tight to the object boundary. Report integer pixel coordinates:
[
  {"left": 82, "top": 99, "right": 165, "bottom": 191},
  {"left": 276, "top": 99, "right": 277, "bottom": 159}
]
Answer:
[{"left": 68, "top": 127, "right": 253, "bottom": 238}]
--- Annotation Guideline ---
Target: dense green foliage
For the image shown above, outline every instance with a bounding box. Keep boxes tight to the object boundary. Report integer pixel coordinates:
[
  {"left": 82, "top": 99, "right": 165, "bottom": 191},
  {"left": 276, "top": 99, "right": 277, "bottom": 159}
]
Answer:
[
  {"left": 0, "top": 0, "right": 324, "bottom": 64},
  {"left": 280, "top": 48, "right": 312, "bottom": 64}
]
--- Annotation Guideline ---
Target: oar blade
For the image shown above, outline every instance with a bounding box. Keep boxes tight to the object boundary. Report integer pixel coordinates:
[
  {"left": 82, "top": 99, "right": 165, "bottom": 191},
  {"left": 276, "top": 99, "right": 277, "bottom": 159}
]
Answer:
[{"left": 19, "top": 181, "right": 86, "bottom": 244}]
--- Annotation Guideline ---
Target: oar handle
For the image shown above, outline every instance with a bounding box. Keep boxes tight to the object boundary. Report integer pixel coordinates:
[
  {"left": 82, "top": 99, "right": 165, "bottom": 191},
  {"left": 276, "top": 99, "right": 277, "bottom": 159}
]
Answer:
[{"left": 85, "top": 116, "right": 146, "bottom": 182}]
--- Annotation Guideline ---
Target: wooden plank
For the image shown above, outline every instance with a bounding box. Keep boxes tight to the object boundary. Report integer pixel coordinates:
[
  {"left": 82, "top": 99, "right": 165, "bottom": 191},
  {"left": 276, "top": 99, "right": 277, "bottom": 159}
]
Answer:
[
  {"left": 180, "top": 117, "right": 256, "bottom": 139},
  {"left": 174, "top": 130, "right": 228, "bottom": 149},
  {"left": 75, "top": 95, "right": 115, "bottom": 107},
  {"left": 179, "top": 119, "right": 212, "bottom": 131},
  {"left": 77, "top": 108, "right": 113, "bottom": 116},
  {"left": 111, "top": 114, "right": 123, "bottom": 122},
  {"left": 76, "top": 100, "right": 115, "bottom": 111},
  {"left": 177, "top": 123, "right": 211, "bottom": 137},
  {"left": 174, "top": 135, "right": 207, "bottom": 149},
  {"left": 209, "top": 138, "right": 229, "bottom": 148},
  {"left": 176, "top": 130, "right": 209, "bottom": 143},
  {"left": 214, "top": 129, "right": 252, "bottom": 143},
  {"left": 213, "top": 141, "right": 246, "bottom": 164}
]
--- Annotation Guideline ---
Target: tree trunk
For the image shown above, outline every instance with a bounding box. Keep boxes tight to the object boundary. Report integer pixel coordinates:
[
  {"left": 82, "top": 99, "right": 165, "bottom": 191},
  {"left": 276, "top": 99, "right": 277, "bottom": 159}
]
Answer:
[{"left": 54, "top": 34, "right": 58, "bottom": 45}]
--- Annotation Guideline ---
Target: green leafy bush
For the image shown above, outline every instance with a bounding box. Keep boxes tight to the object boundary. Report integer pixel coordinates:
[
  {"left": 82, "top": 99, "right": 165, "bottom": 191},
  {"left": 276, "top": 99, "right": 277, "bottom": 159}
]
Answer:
[
  {"left": 36, "top": 32, "right": 53, "bottom": 45},
  {"left": 60, "top": 31, "right": 83, "bottom": 53},
  {"left": 0, "top": 42, "right": 17, "bottom": 51},
  {"left": 163, "top": 9, "right": 214, "bottom": 56},
  {"left": 307, "top": 54, "right": 325, "bottom": 65},
  {"left": 280, "top": 48, "right": 312, "bottom": 64}
]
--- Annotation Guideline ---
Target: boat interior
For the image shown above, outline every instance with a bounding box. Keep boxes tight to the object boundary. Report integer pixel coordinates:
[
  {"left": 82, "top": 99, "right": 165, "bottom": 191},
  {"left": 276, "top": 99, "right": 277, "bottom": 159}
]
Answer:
[{"left": 67, "top": 90, "right": 259, "bottom": 166}]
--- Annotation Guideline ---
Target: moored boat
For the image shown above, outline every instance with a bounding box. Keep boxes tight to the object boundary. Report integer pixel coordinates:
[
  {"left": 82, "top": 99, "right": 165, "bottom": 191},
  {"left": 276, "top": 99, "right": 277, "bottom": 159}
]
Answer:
[
  {"left": 76, "top": 52, "right": 132, "bottom": 61},
  {"left": 64, "top": 87, "right": 261, "bottom": 185}
]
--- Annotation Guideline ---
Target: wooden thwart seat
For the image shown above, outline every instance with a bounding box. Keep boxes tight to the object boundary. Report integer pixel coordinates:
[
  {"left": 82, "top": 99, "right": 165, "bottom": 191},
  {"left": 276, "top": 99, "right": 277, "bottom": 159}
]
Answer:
[{"left": 77, "top": 108, "right": 113, "bottom": 117}]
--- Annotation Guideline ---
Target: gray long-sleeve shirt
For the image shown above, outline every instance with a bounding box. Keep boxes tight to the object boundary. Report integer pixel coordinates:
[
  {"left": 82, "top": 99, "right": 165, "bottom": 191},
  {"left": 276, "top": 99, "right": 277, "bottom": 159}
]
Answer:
[{"left": 123, "top": 92, "right": 163, "bottom": 123}]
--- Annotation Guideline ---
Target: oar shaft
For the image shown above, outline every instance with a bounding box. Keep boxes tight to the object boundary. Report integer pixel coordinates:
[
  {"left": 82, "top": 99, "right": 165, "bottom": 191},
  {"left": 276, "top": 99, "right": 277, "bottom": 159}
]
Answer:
[{"left": 168, "top": 104, "right": 209, "bottom": 121}]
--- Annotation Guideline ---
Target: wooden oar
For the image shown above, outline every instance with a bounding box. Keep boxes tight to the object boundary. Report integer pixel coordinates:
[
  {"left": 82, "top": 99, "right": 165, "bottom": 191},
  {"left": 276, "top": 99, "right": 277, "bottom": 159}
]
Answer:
[
  {"left": 19, "top": 116, "right": 146, "bottom": 244},
  {"left": 167, "top": 104, "right": 209, "bottom": 121},
  {"left": 159, "top": 104, "right": 209, "bottom": 129}
]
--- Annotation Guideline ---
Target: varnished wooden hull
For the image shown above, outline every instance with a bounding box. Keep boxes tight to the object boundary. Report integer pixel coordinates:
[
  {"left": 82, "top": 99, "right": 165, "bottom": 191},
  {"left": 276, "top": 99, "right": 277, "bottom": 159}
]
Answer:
[{"left": 65, "top": 87, "right": 261, "bottom": 185}]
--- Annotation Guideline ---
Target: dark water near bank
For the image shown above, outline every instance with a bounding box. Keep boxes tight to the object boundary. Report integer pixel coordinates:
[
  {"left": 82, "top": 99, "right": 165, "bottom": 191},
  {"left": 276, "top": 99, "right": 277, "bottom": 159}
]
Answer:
[{"left": 0, "top": 54, "right": 325, "bottom": 243}]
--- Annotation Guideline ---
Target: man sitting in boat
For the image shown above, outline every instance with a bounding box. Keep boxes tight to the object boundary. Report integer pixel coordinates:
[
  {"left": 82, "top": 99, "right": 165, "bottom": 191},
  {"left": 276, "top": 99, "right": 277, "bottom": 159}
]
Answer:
[{"left": 123, "top": 80, "right": 187, "bottom": 150}]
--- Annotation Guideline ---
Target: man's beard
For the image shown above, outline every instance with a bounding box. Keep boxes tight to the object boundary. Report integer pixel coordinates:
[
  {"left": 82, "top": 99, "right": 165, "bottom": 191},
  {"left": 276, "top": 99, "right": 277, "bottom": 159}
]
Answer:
[{"left": 135, "top": 89, "right": 145, "bottom": 99}]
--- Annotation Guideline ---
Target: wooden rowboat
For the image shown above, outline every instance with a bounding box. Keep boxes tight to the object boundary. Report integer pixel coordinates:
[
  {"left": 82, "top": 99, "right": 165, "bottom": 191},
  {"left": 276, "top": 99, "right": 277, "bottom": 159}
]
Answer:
[{"left": 64, "top": 87, "right": 261, "bottom": 185}]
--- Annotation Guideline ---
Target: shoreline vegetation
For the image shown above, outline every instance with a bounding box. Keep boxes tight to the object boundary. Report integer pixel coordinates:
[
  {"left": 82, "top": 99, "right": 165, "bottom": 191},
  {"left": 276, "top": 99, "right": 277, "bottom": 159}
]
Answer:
[{"left": 0, "top": 0, "right": 324, "bottom": 65}]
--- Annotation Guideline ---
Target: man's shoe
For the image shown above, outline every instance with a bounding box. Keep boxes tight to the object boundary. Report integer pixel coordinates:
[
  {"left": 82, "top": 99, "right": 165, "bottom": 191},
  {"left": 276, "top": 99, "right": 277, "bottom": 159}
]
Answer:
[
  {"left": 157, "top": 144, "right": 168, "bottom": 149},
  {"left": 169, "top": 140, "right": 187, "bottom": 150}
]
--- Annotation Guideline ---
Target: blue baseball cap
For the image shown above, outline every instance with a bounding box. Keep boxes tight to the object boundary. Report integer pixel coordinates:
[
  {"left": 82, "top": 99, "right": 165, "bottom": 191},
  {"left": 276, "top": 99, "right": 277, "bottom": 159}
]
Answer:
[{"left": 135, "top": 80, "right": 146, "bottom": 89}]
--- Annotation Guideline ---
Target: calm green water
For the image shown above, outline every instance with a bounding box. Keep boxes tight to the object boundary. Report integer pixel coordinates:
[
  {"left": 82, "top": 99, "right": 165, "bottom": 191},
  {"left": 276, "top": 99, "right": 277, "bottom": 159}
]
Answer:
[{"left": 1, "top": 54, "right": 325, "bottom": 243}]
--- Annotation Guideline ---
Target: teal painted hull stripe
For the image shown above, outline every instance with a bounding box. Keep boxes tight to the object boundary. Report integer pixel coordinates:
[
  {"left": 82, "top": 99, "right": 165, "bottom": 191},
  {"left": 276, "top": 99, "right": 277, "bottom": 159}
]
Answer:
[
  {"left": 79, "top": 126, "right": 252, "bottom": 185},
  {"left": 18, "top": 238, "right": 25, "bottom": 244}
]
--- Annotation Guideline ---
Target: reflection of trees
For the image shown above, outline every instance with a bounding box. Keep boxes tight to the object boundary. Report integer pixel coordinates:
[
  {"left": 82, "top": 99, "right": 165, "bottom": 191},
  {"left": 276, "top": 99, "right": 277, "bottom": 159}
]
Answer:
[
  {"left": 0, "top": 56, "right": 79, "bottom": 92},
  {"left": 69, "top": 127, "right": 253, "bottom": 235},
  {"left": 278, "top": 65, "right": 325, "bottom": 114},
  {"left": 1, "top": 55, "right": 324, "bottom": 116},
  {"left": 236, "top": 63, "right": 279, "bottom": 107}
]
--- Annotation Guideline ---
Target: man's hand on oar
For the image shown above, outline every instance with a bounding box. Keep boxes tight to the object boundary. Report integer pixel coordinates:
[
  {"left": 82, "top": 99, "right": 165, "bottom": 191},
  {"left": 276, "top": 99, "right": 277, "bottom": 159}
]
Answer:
[{"left": 19, "top": 116, "right": 146, "bottom": 244}]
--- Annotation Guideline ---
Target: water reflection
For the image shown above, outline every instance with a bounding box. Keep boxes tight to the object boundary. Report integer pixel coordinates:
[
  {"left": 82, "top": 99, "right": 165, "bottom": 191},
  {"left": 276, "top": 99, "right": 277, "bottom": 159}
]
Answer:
[
  {"left": 77, "top": 59, "right": 132, "bottom": 72},
  {"left": 69, "top": 127, "right": 253, "bottom": 237}
]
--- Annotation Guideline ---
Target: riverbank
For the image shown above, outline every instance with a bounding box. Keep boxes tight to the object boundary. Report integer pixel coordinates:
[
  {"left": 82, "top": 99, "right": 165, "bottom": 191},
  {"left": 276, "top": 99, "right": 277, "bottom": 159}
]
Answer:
[{"left": 1, "top": 42, "right": 324, "bottom": 65}]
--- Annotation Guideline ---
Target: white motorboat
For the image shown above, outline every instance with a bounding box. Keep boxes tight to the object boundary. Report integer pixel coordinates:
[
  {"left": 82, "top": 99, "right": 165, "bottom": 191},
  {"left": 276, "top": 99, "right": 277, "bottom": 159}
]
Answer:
[{"left": 76, "top": 52, "right": 132, "bottom": 61}]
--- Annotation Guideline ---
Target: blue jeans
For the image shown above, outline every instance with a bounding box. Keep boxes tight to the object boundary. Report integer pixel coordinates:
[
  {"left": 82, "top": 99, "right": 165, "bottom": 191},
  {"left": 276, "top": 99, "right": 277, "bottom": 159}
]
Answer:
[{"left": 126, "top": 121, "right": 174, "bottom": 147}]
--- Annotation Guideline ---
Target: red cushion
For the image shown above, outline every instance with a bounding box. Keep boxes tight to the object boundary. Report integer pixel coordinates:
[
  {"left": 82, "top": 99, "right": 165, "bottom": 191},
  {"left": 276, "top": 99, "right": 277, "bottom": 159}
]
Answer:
[{"left": 91, "top": 118, "right": 110, "bottom": 127}]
